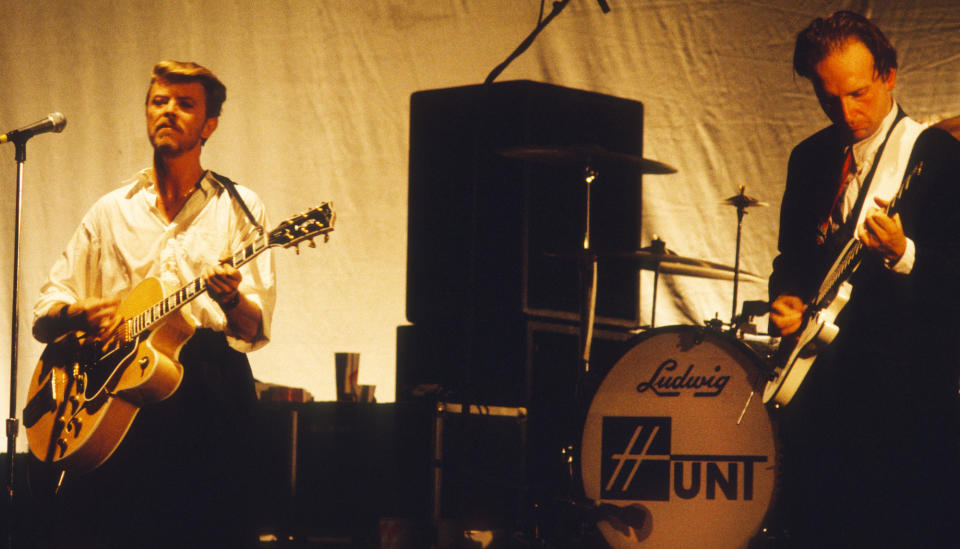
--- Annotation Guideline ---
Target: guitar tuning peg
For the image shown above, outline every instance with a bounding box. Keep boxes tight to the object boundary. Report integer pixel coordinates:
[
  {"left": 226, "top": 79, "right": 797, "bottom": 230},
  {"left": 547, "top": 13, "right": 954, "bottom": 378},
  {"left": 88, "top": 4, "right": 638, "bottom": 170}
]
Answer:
[
  {"left": 324, "top": 234, "right": 330, "bottom": 243},
  {"left": 294, "top": 243, "right": 301, "bottom": 255},
  {"left": 308, "top": 238, "right": 316, "bottom": 248}
]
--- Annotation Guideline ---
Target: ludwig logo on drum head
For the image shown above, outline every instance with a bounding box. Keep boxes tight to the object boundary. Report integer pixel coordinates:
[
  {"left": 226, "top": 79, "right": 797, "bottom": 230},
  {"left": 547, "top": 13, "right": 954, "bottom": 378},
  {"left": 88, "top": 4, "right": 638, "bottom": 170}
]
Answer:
[
  {"left": 600, "top": 417, "right": 767, "bottom": 502},
  {"left": 635, "top": 358, "right": 730, "bottom": 397}
]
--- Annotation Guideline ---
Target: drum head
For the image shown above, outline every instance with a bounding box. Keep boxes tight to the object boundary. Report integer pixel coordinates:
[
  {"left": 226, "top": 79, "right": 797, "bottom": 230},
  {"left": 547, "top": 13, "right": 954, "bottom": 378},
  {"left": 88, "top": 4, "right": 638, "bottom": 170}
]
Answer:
[{"left": 581, "top": 326, "right": 776, "bottom": 549}]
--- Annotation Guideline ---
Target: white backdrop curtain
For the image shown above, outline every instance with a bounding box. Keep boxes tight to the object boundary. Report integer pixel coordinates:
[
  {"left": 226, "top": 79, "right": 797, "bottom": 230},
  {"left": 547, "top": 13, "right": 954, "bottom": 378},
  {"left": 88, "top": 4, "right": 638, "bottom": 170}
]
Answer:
[{"left": 2, "top": 0, "right": 959, "bottom": 451}]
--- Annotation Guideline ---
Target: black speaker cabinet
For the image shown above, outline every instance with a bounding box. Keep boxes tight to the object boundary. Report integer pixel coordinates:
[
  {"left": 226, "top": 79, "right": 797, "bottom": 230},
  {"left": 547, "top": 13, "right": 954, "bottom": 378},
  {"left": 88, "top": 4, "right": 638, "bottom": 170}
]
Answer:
[
  {"left": 407, "top": 80, "right": 645, "bottom": 329},
  {"left": 523, "top": 319, "right": 634, "bottom": 505},
  {"left": 433, "top": 402, "right": 529, "bottom": 530},
  {"left": 251, "top": 402, "right": 433, "bottom": 542}
]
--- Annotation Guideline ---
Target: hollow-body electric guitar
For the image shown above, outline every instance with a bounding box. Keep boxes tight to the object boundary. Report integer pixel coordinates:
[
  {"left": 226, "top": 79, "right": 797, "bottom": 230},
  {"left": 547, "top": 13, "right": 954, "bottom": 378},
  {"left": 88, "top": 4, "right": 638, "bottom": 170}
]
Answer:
[
  {"left": 762, "top": 164, "right": 921, "bottom": 407},
  {"left": 23, "top": 203, "right": 334, "bottom": 474}
]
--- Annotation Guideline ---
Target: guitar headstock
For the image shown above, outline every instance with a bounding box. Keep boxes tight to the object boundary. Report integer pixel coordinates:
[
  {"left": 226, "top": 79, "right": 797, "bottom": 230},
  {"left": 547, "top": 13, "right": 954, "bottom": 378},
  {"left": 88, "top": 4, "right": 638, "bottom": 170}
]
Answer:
[{"left": 269, "top": 202, "right": 335, "bottom": 251}]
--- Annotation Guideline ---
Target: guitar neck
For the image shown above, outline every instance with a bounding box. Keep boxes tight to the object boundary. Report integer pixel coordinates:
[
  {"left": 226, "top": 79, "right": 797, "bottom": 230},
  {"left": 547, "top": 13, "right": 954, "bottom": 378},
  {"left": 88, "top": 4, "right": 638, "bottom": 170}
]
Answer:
[
  {"left": 123, "top": 201, "right": 334, "bottom": 343},
  {"left": 126, "top": 231, "right": 269, "bottom": 340},
  {"left": 814, "top": 238, "right": 863, "bottom": 308},
  {"left": 812, "top": 161, "right": 922, "bottom": 309}
]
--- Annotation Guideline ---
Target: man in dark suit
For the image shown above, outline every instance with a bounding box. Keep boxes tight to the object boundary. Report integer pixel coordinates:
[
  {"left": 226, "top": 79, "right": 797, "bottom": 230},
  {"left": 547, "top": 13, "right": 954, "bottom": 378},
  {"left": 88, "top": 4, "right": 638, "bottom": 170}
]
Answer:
[{"left": 769, "top": 11, "right": 960, "bottom": 548}]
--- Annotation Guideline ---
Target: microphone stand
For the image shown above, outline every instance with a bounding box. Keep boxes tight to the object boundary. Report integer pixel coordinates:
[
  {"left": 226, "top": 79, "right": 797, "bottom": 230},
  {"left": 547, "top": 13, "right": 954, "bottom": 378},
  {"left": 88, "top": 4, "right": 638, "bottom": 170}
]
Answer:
[
  {"left": 484, "top": 0, "right": 573, "bottom": 84},
  {"left": 5, "top": 137, "right": 28, "bottom": 549},
  {"left": 484, "top": 0, "right": 611, "bottom": 84}
]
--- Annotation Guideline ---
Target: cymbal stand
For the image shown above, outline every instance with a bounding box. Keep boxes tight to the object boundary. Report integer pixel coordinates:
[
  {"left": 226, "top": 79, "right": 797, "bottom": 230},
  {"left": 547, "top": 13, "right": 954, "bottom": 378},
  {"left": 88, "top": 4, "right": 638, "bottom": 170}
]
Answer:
[
  {"left": 579, "top": 165, "right": 598, "bottom": 376},
  {"left": 729, "top": 186, "right": 749, "bottom": 328},
  {"left": 646, "top": 237, "right": 667, "bottom": 329},
  {"left": 651, "top": 265, "right": 659, "bottom": 329},
  {"left": 726, "top": 186, "right": 763, "bottom": 424}
]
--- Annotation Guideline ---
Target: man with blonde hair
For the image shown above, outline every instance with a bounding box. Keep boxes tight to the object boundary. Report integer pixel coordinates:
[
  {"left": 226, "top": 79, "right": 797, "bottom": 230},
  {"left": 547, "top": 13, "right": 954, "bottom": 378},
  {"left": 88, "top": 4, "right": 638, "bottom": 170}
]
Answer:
[{"left": 33, "top": 60, "right": 275, "bottom": 548}]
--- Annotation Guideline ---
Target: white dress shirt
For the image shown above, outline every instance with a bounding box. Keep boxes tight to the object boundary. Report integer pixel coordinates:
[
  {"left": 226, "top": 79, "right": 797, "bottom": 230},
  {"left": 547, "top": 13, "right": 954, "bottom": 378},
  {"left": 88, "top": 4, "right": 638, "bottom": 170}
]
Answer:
[
  {"left": 842, "top": 104, "right": 917, "bottom": 274},
  {"left": 34, "top": 168, "right": 276, "bottom": 352}
]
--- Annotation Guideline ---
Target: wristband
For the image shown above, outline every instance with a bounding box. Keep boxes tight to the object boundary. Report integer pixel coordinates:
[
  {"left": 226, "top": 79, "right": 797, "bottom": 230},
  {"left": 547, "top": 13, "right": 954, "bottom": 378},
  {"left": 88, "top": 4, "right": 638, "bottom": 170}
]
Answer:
[
  {"left": 219, "top": 292, "right": 241, "bottom": 311},
  {"left": 58, "top": 303, "right": 72, "bottom": 323}
]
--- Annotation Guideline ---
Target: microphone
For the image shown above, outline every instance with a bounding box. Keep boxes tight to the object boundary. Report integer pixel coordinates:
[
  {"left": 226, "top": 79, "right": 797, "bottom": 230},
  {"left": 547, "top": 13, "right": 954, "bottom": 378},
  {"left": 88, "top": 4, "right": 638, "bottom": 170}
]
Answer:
[{"left": 0, "top": 112, "right": 67, "bottom": 145}]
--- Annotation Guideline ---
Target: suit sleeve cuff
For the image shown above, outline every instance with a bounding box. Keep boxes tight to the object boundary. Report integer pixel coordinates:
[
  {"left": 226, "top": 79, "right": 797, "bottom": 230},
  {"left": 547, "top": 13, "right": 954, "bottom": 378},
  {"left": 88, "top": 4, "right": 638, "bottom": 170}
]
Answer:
[{"left": 886, "top": 238, "right": 915, "bottom": 274}]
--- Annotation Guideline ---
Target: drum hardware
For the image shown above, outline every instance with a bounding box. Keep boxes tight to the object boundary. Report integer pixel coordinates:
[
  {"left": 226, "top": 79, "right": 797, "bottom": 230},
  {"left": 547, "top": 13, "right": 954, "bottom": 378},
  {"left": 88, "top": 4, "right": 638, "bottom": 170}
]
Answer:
[
  {"left": 498, "top": 144, "right": 677, "bottom": 174},
  {"left": 702, "top": 315, "right": 755, "bottom": 422},
  {"left": 548, "top": 240, "right": 763, "bottom": 330},
  {"left": 725, "top": 300, "right": 775, "bottom": 425},
  {"left": 720, "top": 186, "right": 769, "bottom": 425},
  {"left": 689, "top": 321, "right": 764, "bottom": 426},
  {"left": 703, "top": 315, "right": 725, "bottom": 334},
  {"left": 736, "top": 345, "right": 781, "bottom": 424},
  {"left": 646, "top": 238, "right": 667, "bottom": 330},
  {"left": 736, "top": 333, "right": 779, "bottom": 425},
  {"left": 730, "top": 299, "right": 770, "bottom": 337},
  {"left": 554, "top": 498, "right": 649, "bottom": 535},
  {"left": 550, "top": 244, "right": 765, "bottom": 282},
  {"left": 722, "top": 185, "right": 768, "bottom": 327},
  {"left": 738, "top": 375, "right": 764, "bottom": 426},
  {"left": 499, "top": 144, "right": 676, "bottom": 375},
  {"left": 500, "top": 145, "right": 677, "bottom": 545}
]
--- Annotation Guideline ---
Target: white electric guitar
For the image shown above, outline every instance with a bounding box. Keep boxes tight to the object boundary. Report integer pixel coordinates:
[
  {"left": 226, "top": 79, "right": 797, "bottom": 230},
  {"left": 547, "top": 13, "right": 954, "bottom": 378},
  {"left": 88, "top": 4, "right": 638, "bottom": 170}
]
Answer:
[{"left": 763, "top": 161, "right": 923, "bottom": 407}]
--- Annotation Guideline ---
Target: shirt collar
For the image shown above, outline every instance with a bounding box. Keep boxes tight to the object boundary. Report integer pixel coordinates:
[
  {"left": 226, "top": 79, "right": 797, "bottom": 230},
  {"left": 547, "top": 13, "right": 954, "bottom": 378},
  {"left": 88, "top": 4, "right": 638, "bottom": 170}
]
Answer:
[
  {"left": 126, "top": 168, "right": 220, "bottom": 199},
  {"left": 851, "top": 102, "right": 899, "bottom": 172}
]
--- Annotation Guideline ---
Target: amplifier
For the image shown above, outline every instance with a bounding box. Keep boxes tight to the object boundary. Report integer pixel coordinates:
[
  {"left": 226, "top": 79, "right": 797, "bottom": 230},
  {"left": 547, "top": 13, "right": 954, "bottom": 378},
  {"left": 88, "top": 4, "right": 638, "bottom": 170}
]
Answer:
[{"left": 251, "top": 402, "right": 433, "bottom": 541}]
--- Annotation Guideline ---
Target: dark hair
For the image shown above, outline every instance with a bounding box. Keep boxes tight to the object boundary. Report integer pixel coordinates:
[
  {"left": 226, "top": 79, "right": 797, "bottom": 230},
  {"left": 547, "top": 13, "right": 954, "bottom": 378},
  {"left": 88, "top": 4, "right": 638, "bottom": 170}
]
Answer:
[
  {"left": 793, "top": 11, "right": 897, "bottom": 80},
  {"left": 145, "top": 60, "right": 227, "bottom": 119}
]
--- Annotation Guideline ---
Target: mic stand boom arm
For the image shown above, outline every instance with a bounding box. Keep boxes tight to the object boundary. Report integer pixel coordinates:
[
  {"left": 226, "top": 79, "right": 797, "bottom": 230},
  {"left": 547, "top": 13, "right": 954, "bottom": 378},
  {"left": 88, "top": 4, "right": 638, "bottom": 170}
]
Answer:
[{"left": 484, "top": 0, "right": 573, "bottom": 85}]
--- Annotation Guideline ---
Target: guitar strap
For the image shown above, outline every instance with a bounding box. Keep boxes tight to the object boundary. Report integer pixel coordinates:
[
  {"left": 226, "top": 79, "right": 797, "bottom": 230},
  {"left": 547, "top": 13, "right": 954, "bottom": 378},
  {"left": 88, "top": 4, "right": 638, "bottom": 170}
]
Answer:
[
  {"left": 209, "top": 171, "right": 264, "bottom": 234},
  {"left": 843, "top": 108, "right": 906, "bottom": 231},
  {"left": 849, "top": 110, "right": 923, "bottom": 230},
  {"left": 835, "top": 107, "right": 922, "bottom": 245}
]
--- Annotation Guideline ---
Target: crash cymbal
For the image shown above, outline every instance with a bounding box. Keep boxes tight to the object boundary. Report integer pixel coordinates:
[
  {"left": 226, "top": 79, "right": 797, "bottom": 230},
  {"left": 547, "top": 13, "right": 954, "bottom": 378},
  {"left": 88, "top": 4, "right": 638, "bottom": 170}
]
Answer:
[
  {"left": 603, "top": 250, "right": 764, "bottom": 282},
  {"left": 722, "top": 187, "right": 768, "bottom": 209},
  {"left": 499, "top": 144, "right": 677, "bottom": 174},
  {"left": 545, "top": 248, "right": 764, "bottom": 282},
  {"left": 657, "top": 260, "right": 763, "bottom": 282}
]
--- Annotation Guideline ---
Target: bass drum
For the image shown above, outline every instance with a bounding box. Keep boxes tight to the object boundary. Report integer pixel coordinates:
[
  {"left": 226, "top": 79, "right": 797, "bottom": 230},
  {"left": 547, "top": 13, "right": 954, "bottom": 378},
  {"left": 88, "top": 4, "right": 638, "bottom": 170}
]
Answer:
[{"left": 581, "top": 326, "right": 777, "bottom": 549}]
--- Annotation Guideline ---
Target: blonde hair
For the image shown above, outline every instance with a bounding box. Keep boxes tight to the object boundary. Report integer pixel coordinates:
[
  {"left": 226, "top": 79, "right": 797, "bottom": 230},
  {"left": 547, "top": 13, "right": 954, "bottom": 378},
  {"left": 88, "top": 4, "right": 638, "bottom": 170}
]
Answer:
[{"left": 145, "top": 60, "right": 226, "bottom": 119}]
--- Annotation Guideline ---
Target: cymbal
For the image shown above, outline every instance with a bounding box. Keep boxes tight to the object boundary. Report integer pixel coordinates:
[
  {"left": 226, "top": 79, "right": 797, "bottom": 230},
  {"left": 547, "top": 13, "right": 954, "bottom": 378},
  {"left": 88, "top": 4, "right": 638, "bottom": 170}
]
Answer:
[
  {"left": 546, "top": 249, "right": 764, "bottom": 282},
  {"left": 722, "top": 188, "right": 768, "bottom": 209},
  {"left": 499, "top": 144, "right": 677, "bottom": 174}
]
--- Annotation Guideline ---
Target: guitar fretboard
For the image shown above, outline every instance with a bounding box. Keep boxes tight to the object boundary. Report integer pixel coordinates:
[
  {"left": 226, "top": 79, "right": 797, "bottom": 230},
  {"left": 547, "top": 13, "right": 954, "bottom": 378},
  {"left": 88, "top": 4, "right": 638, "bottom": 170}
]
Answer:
[
  {"left": 814, "top": 161, "right": 922, "bottom": 309},
  {"left": 125, "top": 232, "right": 269, "bottom": 341}
]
